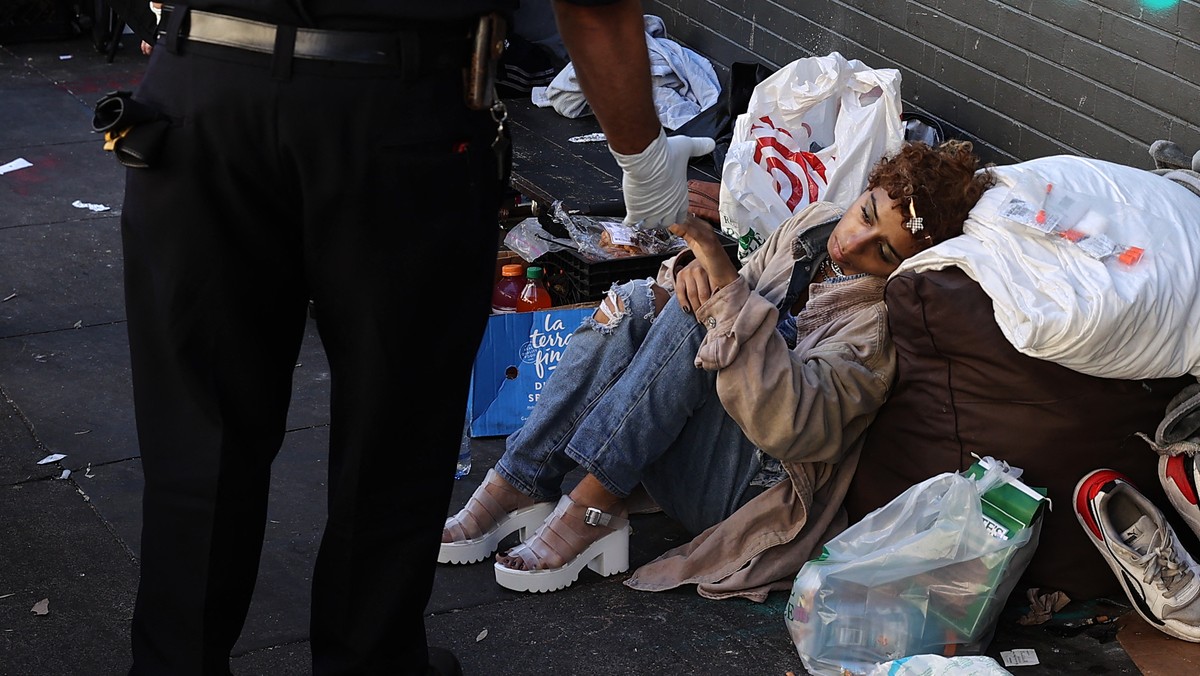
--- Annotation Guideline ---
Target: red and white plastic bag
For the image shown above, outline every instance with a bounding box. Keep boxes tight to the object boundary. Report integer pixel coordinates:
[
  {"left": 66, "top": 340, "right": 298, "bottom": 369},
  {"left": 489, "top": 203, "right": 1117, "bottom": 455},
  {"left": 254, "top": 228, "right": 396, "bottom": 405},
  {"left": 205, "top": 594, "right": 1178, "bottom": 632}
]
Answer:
[{"left": 718, "top": 52, "right": 903, "bottom": 260}]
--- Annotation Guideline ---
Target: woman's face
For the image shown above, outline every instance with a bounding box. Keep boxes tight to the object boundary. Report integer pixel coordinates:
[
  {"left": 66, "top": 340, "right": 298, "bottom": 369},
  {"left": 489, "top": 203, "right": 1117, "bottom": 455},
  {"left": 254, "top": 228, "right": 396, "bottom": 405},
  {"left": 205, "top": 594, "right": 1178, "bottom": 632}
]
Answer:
[{"left": 827, "top": 188, "right": 928, "bottom": 278}]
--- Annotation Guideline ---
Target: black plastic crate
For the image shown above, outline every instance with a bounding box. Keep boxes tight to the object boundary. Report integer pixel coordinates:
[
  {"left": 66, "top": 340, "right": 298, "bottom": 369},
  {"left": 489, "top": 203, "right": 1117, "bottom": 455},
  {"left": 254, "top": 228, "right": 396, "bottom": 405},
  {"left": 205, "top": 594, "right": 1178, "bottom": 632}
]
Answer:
[{"left": 535, "top": 229, "right": 739, "bottom": 306}]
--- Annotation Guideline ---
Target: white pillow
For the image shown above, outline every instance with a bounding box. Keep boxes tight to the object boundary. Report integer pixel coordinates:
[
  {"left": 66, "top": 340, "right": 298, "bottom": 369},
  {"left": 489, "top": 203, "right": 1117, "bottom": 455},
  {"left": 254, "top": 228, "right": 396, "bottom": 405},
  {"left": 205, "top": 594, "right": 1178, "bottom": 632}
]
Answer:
[{"left": 897, "top": 155, "right": 1200, "bottom": 380}]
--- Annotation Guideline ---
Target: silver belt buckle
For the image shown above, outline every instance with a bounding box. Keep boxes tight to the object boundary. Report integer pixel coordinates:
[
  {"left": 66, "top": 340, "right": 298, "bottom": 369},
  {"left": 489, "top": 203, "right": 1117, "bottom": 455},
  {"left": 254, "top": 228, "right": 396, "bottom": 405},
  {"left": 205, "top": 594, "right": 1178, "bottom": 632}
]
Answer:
[{"left": 583, "top": 507, "right": 604, "bottom": 527}]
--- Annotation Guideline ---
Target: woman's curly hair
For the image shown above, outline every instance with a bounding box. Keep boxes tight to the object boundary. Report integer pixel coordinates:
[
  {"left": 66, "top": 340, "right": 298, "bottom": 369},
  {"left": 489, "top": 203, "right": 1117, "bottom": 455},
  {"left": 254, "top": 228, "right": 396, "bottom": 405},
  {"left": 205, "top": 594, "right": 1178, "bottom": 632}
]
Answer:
[{"left": 867, "top": 139, "right": 996, "bottom": 247}]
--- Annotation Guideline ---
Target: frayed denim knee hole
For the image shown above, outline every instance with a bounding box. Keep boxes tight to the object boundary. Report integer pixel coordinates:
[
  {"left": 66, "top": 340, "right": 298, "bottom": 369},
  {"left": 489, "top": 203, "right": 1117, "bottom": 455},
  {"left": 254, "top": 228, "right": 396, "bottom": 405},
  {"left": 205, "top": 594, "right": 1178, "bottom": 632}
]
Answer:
[{"left": 583, "top": 282, "right": 638, "bottom": 335}]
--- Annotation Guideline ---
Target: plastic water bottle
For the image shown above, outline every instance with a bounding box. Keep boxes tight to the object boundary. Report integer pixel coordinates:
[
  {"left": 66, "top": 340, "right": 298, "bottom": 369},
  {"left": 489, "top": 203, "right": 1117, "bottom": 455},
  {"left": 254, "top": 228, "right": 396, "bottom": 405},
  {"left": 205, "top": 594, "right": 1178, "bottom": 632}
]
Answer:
[
  {"left": 455, "top": 412, "right": 472, "bottom": 480},
  {"left": 818, "top": 596, "right": 923, "bottom": 669},
  {"left": 516, "top": 266, "right": 553, "bottom": 311},
  {"left": 491, "top": 263, "right": 524, "bottom": 314}
]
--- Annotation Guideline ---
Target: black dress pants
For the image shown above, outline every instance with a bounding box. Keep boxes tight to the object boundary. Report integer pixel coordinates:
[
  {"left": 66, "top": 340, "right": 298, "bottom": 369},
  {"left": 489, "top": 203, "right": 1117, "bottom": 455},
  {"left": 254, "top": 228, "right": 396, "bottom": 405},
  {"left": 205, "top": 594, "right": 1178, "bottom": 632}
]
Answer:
[{"left": 121, "top": 35, "right": 501, "bottom": 675}]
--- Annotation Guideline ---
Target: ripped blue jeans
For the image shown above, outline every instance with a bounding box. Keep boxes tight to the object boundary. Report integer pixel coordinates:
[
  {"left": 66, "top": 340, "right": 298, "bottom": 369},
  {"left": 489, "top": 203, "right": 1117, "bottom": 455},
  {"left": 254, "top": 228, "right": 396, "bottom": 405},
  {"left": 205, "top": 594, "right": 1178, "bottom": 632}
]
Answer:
[{"left": 495, "top": 278, "right": 763, "bottom": 534}]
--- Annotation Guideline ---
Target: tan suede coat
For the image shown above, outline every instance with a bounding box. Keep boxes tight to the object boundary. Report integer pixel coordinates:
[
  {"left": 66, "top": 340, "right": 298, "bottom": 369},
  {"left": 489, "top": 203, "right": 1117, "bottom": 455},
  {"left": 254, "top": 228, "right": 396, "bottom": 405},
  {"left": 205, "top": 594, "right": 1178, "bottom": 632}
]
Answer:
[{"left": 624, "top": 202, "right": 895, "bottom": 601}]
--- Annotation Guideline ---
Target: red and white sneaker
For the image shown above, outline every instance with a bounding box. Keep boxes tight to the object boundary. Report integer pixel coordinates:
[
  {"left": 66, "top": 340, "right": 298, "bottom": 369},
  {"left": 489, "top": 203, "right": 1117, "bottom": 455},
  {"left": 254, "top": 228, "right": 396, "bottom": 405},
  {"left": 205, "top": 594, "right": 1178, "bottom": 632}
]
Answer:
[
  {"left": 1075, "top": 468, "right": 1200, "bottom": 642},
  {"left": 1160, "top": 453, "right": 1200, "bottom": 539}
]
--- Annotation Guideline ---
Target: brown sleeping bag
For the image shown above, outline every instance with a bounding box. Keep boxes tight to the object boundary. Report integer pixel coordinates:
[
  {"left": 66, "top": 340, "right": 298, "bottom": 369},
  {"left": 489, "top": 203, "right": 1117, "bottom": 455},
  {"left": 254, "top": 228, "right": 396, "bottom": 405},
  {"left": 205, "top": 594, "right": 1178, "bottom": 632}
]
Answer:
[{"left": 845, "top": 266, "right": 1195, "bottom": 601}]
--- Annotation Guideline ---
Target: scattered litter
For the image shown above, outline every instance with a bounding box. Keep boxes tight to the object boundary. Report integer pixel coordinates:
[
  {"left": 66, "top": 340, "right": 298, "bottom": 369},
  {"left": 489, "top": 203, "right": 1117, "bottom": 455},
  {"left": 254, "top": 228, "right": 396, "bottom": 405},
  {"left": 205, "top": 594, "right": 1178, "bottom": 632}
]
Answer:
[
  {"left": 1000, "top": 648, "right": 1039, "bottom": 667},
  {"left": 59, "top": 54, "right": 72, "bottom": 60},
  {"left": 74, "top": 429, "right": 91, "bottom": 435},
  {"left": 0, "top": 593, "right": 14, "bottom": 599},
  {"left": 58, "top": 469, "right": 71, "bottom": 480},
  {"left": 475, "top": 628, "right": 488, "bottom": 642},
  {"left": 2, "top": 293, "right": 15, "bottom": 302},
  {"left": 31, "top": 599, "right": 49, "bottom": 616},
  {"left": 1018, "top": 587, "right": 1071, "bottom": 625},
  {"left": 73, "top": 320, "right": 83, "bottom": 329},
  {"left": 1074, "top": 613, "right": 1113, "bottom": 628},
  {"left": 33, "top": 354, "right": 48, "bottom": 362},
  {"left": 37, "top": 453, "right": 67, "bottom": 465},
  {"left": 0, "top": 158, "right": 33, "bottom": 175},
  {"left": 72, "top": 200, "right": 111, "bottom": 212},
  {"left": 84, "top": 463, "right": 95, "bottom": 478},
  {"left": 568, "top": 132, "right": 607, "bottom": 143}
]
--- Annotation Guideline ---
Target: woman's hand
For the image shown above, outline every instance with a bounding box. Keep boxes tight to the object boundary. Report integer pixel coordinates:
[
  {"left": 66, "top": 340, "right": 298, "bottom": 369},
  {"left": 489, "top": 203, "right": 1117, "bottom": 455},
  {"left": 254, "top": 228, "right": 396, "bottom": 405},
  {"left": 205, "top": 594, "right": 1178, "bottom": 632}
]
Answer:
[
  {"left": 669, "top": 216, "right": 738, "bottom": 312},
  {"left": 673, "top": 259, "right": 714, "bottom": 314}
]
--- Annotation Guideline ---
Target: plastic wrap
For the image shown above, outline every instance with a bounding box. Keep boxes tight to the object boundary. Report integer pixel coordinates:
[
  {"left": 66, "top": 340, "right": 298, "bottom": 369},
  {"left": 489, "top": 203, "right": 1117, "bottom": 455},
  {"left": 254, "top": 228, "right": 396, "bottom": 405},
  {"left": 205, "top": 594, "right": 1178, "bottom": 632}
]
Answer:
[
  {"left": 501, "top": 202, "right": 688, "bottom": 265},
  {"left": 550, "top": 201, "right": 685, "bottom": 262}
]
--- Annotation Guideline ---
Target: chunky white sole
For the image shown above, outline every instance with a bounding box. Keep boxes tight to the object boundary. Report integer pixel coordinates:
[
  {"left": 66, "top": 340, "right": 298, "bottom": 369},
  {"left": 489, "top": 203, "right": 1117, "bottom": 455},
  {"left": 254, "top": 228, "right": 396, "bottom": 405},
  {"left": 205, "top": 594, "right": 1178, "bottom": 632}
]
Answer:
[
  {"left": 438, "top": 501, "right": 554, "bottom": 565},
  {"left": 493, "top": 524, "right": 630, "bottom": 593}
]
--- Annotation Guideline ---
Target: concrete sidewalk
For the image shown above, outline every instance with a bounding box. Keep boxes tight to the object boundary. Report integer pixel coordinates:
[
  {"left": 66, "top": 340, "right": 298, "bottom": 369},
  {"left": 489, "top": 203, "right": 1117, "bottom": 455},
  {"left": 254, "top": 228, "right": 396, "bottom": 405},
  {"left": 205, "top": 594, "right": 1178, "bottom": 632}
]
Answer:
[{"left": 0, "top": 33, "right": 1167, "bottom": 676}]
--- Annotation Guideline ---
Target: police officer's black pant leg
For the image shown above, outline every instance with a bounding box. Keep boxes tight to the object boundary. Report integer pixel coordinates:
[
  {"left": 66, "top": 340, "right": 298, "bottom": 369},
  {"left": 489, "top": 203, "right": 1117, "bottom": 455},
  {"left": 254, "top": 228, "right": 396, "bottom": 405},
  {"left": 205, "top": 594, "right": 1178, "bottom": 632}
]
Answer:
[
  {"left": 293, "top": 62, "right": 500, "bottom": 676},
  {"left": 123, "top": 49, "right": 310, "bottom": 675},
  {"left": 123, "top": 44, "right": 501, "bottom": 676}
]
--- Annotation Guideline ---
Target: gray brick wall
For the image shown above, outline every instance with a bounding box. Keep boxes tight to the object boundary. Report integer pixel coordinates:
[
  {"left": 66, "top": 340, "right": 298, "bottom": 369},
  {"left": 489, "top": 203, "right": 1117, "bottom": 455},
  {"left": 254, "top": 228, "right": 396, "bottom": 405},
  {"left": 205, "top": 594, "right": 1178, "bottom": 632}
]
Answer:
[{"left": 646, "top": 0, "right": 1200, "bottom": 168}]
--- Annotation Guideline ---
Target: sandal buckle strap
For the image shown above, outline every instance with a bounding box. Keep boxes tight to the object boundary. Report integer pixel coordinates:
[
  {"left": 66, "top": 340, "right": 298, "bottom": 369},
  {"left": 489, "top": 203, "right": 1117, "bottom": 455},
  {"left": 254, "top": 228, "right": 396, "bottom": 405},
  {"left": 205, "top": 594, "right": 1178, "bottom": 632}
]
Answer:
[
  {"left": 583, "top": 506, "right": 627, "bottom": 529},
  {"left": 583, "top": 507, "right": 605, "bottom": 526}
]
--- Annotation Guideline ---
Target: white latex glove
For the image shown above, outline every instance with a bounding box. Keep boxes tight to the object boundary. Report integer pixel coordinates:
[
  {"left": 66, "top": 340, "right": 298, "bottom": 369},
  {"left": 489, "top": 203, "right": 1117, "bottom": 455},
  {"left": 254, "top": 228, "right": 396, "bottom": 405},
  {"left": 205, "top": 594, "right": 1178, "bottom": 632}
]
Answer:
[{"left": 610, "top": 129, "right": 716, "bottom": 230}]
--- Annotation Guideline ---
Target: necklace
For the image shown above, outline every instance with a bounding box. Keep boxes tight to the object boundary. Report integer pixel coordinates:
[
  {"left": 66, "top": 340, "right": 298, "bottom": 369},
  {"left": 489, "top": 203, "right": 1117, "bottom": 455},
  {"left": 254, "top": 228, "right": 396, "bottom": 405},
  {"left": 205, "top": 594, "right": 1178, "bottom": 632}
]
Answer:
[{"left": 822, "top": 256, "right": 845, "bottom": 279}]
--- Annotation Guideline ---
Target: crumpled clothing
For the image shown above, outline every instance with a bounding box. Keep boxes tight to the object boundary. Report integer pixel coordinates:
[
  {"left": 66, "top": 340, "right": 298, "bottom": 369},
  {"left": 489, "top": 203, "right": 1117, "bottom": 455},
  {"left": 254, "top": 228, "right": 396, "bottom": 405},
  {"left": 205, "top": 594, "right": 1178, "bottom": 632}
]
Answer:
[
  {"left": 531, "top": 15, "right": 721, "bottom": 130},
  {"left": 1017, "top": 587, "right": 1071, "bottom": 625}
]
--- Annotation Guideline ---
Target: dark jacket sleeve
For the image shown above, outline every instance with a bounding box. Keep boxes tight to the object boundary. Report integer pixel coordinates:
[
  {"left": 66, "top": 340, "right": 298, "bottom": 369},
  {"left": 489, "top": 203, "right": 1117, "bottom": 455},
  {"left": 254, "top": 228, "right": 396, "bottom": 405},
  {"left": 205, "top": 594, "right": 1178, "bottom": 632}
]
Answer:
[{"left": 105, "top": 0, "right": 160, "bottom": 45}]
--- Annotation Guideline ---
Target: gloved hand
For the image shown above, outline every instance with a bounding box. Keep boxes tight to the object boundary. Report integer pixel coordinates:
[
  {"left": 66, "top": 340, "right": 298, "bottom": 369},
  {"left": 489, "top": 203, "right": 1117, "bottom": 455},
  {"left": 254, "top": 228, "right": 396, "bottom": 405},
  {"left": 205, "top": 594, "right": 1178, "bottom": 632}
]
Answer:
[{"left": 610, "top": 129, "right": 717, "bottom": 230}]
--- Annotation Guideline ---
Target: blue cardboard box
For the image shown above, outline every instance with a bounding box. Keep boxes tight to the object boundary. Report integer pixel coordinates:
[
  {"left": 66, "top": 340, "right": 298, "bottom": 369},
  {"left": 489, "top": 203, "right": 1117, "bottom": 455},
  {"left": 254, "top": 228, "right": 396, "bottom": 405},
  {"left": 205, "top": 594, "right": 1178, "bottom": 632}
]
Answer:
[{"left": 467, "top": 305, "right": 593, "bottom": 437}]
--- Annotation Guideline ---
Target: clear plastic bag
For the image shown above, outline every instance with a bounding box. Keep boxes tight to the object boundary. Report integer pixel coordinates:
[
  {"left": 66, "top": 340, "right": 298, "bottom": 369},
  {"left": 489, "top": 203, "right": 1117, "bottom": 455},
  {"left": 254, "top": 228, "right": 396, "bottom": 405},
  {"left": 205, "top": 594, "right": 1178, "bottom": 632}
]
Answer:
[
  {"left": 996, "top": 169, "right": 1155, "bottom": 268},
  {"left": 785, "top": 457, "right": 1045, "bottom": 676},
  {"left": 502, "top": 216, "right": 574, "bottom": 262},
  {"left": 549, "top": 201, "right": 685, "bottom": 262}
]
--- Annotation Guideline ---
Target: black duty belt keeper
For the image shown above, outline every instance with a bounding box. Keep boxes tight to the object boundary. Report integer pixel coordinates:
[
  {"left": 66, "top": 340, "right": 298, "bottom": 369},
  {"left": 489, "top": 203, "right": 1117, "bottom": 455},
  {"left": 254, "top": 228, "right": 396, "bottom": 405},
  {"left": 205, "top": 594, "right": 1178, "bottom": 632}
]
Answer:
[{"left": 92, "top": 90, "right": 169, "bottom": 169}]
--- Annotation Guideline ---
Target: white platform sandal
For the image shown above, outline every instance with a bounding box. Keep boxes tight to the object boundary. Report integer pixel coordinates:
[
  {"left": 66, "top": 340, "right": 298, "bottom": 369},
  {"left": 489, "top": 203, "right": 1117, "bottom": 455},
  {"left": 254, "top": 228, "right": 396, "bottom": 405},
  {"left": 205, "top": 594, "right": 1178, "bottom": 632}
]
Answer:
[
  {"left": 493, "top": 494, "right": 630, "bottom": 593},
  {"left": 439, "top": 468, "right": 554, "bottom": 565}
]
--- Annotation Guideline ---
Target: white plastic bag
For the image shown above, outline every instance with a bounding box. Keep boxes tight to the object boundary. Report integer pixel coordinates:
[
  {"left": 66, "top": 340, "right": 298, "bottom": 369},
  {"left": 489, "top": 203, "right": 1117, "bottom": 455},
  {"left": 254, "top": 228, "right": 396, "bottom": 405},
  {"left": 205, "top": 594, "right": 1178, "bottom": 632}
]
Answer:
[
  {"left": 868, "top": 655, "right": 1013, "bottom": 676},
  {"left": 718, "top": 52, "right": 903, "bottom": 260},
  {"left": 785, "top": 458, "right": 1044, "bottom": 676}
]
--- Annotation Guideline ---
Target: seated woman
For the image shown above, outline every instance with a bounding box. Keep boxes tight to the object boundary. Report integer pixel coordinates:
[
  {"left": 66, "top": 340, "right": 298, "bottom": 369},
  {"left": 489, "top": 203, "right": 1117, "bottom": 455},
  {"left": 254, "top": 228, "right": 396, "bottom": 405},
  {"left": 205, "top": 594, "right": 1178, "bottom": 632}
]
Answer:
[{"left": 441, "top": 141, "right": 996, "bottom": 597}]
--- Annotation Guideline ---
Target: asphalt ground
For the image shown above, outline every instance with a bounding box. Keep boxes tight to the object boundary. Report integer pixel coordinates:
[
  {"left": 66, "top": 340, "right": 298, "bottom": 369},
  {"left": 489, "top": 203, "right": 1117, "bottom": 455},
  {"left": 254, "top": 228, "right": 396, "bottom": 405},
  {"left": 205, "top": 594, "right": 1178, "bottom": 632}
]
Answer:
[{"left": 0, "top": 31, "right": 1180, "bottom": 676}]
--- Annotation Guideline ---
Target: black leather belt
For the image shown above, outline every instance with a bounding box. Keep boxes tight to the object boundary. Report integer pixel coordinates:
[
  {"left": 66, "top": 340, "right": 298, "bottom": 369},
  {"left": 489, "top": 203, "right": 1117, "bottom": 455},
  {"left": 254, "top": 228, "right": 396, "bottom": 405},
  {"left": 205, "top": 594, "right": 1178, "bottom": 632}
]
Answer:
[{"left": 174, "top": 9, "right": 469, "bottom": 70}]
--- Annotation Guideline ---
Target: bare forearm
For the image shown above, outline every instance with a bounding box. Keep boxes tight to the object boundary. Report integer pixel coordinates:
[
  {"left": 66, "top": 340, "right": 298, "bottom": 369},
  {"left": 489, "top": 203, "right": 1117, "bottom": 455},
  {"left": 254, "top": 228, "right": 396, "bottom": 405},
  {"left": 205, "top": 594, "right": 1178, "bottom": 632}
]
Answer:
[{"left": 553, "top": 0, "right": 660, "bottom": 155}]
